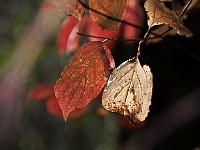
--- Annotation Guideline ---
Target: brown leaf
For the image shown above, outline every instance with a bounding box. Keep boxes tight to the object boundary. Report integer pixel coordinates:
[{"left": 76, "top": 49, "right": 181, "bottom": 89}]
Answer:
[
  {"left": 52, "top": 0, "right": 86, "bottom": 20},
  {"left": 144, "top": 0, "right": 193, "bottom": 37},
  {"left": 102, "top": 57, "right": 153, "bottom": 124},
  {"left": 54, "top": 41, "right": 108, "bottom": 121},
  {"left": 89, "top": 0, "right": 127, "bottom": 31}
]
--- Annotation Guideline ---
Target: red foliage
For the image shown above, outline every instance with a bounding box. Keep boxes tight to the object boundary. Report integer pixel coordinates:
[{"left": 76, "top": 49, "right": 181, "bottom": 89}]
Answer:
[
  {"left": 28, "top": 84, "right": 54, "bottom": 101},
  {"left": 57, "top": 16, "right": 79, "bottom": 55},
  {"left": 46, "top": 96, "right": 63, "bottom": 117},
  {"left": 51, "top": 0, "right": 147, "bottom": 123},
  {"left": 57, "top": 16, "right": 89, "bottom": 55},
  {"left": 119, "top": 0, "right": 145, "bottom": 42},
  {"left": 87, "top": 18, "right": 117, "bottom": 51},
  {"left": 28, "top": 84, "right": 87, "bottom": 118},
  {"left": 54, "top": 41, "right": 114, "bottom": 121}
]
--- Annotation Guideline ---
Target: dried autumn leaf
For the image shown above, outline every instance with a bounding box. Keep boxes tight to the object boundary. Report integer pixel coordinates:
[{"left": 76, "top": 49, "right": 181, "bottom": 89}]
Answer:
[
  {"left": 54, "top": 41, "right": 115, "bottom": 121},
  {"left": 52, "top": 0, "right": 86, "bottom": 20},
  {"left": 89, "top": 0, "right": 127, "bottom": 31},
  {"left": 102, "top": 57, "right": 153, "bottom": 124},
  {"left": 144, "top": 0, "right": 193, "bottom": 37}
]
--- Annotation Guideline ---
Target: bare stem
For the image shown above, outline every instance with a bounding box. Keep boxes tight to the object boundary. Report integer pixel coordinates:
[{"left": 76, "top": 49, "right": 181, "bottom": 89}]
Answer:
[
  {"left": 137, "top": 29, "right": 150, "bottom": 57},
  {"left": 179, "top": 0, "right": 192, "bottom": 18},
  {"left": 77, "top": 32, "right": 145, "bottom": 42},
  {"left": 136, "top": 0, "right": 192, "bottom": 57}
]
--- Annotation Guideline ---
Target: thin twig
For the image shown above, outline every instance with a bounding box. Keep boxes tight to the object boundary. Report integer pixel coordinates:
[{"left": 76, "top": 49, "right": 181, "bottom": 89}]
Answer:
[
  {"left": 77, "top": 32, "right": 145, "bottom": 42},
  {"left": 77, "top": 0, "right": 144, "bottom": 31},
  {"left": 179, "top": 0, "right": 192, "bottom": 18},
  {"left": 77, "top": 0, "right": 192, "bottom": 46},
  {"left": 137, "top": 29, "right": 150, "bottom": 57}
]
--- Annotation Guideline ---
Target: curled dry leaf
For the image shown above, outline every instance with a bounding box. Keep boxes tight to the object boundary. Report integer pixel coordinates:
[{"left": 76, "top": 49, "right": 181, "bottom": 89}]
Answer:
[
  {"left": 52, "top": 0, "right": 86, "bottom": 20},
  {"left": 89, "top": 0, "right": 127, "bottom": 31},
  {"left": 102, "top": 57, "right": 153, "bottom": 124},
  {"left": 54, "top": 41, "right": 115, "bottom": 121},
  {"left": 144, "top": 0, "right": 193, "bottom": 37}
]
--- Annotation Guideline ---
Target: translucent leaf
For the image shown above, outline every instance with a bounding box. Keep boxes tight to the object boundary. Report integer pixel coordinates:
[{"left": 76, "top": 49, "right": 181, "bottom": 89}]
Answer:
[
  {"left": 57, "top": 16, "right": 88, "bottom": 55},
  {"left": 87, "top": 18, "right": 117, "bottom": 51},
  {"left": 52, "top": 0, "right": 86, "bottom": 20},
  {"left": 144, "top": 0, "right": 193, "bottom": 37},
  {"left": 54, "top": 41, "right": 115, "bottom": 121},
  {"left": 89, "top": 0, "right": 127, "bottom": 31},
  {"left": 57, "top": 16, "right": 79, "bottom": 55},
  {"left": 102, "top": 57, "right": 153, "bottom": 124}
]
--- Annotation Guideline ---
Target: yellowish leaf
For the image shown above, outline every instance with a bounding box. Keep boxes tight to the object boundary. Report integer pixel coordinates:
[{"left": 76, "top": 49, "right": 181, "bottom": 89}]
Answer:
[
  {"left": 102, "top": 57, "right": 153, "bottom": 124},
  {"left": 144, "top": 0, "right": 193, "bottom": 37}
]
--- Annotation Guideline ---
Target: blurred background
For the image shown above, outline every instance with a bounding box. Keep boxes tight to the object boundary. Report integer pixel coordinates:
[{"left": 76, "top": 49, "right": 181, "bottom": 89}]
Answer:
[{"left": 0, "top": 0, "right": 200, "bottom": 150}]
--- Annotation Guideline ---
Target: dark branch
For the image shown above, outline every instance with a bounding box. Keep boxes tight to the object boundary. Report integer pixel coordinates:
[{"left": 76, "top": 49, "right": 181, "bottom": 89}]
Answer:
[{"left": 77, "top": 0, "right": 144, "bottom": 31}]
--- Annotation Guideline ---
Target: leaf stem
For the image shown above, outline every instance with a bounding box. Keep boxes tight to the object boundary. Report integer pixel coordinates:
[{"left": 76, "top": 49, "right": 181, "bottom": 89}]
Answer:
[
  {"left": 179, "top": 0, "right": 192, "bottom": 18},
  {"left": 137, "top": 0, "right": 192, "bottom": 57},
  {"left": 150, "top": 0, "right": 192, "bottom": 40},
  {"left": 77, "top": 32, "right": 146, "bottom": 42},
  {"left": 137, "top": 29, "right": 150, "bottom": 57}
]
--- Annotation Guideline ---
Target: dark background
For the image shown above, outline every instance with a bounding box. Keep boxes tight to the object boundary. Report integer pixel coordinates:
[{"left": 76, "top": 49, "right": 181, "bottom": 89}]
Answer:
[{"left": 0, "top": 0, "right": 200, "bottom": 150}]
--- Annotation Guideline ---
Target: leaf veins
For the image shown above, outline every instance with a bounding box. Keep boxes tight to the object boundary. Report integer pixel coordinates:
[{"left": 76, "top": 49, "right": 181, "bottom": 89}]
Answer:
[
  {"left": 89, "top": 0, "right": 127, "bottom": 31},
  {"left": 52, "top": 0, "right": 86, "bottom": 20},
  {"left": 102, "top": 57, "right": 153, "bottom": 124},
  {"left": 144, "top": 0, "right": 193, "bottom": 37},
  {"left": 54, "top": 41, "right": 114, "bottom": 121}
]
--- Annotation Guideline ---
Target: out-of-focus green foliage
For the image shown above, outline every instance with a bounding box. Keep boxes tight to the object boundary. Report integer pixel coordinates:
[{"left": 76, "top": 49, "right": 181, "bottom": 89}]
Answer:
[{"left": 0, "top": 0, "right": 42, "bottom": 72}]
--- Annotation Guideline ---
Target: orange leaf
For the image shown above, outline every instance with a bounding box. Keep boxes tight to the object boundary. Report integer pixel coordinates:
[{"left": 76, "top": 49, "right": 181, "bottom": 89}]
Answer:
[
  {"left": 144, "top": 0, "right": 193, "bottom": 37},
  {"left": 89, "top": 0, "right": 127, "bottom": 31},
  {"left": 52, "top": 0, "right": 86, "bottom": 20},
  {"left": 28, "top": 84, "right": 54, "bottom": 101},
  {"left": 54, "top": 41, "right": 108, "bottom": 121}
]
